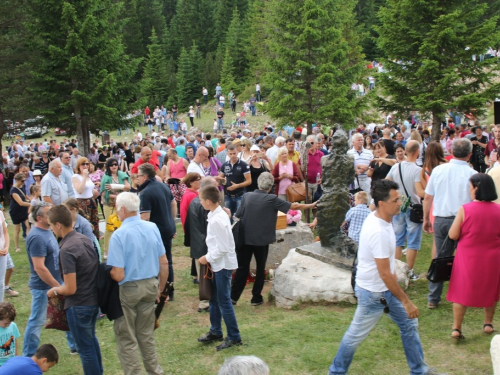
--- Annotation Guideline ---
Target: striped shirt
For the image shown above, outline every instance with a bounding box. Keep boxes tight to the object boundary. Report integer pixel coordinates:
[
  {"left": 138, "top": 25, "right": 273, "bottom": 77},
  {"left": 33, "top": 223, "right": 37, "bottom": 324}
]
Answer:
[{"left": 347, "top": 148, "right": 373, "bottom": 177}]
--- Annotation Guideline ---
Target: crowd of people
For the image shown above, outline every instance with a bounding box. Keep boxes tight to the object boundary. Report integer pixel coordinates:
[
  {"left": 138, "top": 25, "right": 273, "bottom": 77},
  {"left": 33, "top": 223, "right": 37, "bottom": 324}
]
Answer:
[{"left": 0, "top": 100, "right": 499, "bottom": 374}]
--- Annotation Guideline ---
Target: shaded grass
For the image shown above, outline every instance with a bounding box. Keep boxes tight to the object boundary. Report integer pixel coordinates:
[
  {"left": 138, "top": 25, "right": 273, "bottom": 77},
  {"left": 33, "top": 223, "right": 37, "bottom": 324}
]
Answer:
[{"left": 5, "top": 222, "right": 495, "bottom": 374}]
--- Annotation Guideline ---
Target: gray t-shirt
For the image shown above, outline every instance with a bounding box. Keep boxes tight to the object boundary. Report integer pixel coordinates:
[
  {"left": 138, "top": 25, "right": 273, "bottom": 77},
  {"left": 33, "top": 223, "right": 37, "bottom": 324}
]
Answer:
[
  {"left": 59, "top": 231, "right": 98, "bottom": 309},
  {"left": 387, "top": 161, "right": 422, "bottom": 204},
  {"left": 26, "top": 226, "right": 63, "bottom": 290}
]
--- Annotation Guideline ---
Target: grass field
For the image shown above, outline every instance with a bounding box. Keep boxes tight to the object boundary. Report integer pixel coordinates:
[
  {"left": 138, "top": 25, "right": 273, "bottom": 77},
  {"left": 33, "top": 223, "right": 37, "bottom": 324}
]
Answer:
[
  {"left": 2, "top": 218, "right": 496, "bottom": 375},
  {"left": 2, "top": 104, "right": 496, "bottom": 374}
]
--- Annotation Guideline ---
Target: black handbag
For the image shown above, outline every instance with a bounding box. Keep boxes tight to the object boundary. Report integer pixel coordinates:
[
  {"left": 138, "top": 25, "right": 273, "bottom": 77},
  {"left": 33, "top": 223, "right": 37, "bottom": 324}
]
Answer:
[
  {"left": 232, "top": 197, "right": 246, "bottom": 251},
  {"left": 398, "top": 163, "right": 423, "bottom": 223},
  {"left": 349, "top": 176, "right": 363, "bottom": 195},
  {"left": 199, "top": 263, "right": 213, "bottom": 301},
  {"left": 427, "top": 236, "right": 456, "bottom": 283}
]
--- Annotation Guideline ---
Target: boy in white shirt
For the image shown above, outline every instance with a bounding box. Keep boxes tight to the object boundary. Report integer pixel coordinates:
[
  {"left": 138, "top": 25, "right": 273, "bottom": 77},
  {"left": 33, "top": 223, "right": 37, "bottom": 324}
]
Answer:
[{"left": 197, "top": 185, "right": 242, "bottom": 351}]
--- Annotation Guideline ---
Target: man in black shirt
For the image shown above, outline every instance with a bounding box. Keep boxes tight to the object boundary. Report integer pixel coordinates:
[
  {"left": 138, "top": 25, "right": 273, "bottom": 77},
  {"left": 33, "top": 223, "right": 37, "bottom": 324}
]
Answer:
[
  {"left": 219, "top": 145, "right": 251, "bottom": 218},
  {"left": 138, "top": 163, "right": 177, "bottom": 299},
  {"left": 217, "top": 107, "right": 225, "bottom": 132}
]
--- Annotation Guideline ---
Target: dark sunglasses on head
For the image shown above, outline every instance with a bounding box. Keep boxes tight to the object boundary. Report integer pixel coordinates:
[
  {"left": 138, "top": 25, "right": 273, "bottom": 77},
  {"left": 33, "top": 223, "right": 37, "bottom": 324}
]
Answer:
[{"left": 380, "top": 298, "right": 390, "bottom": 314}]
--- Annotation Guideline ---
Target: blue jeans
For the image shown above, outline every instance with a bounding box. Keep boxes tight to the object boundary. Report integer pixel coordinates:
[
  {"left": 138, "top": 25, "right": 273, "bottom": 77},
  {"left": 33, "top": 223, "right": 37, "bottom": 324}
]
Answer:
[
  {"left": 250, "top": 105, "right": 256, "bottom": 116},
  {"left": 23, "top": 288, "right": 76, "bottom": 357},
  {"left": 66, "top": 305, "right": 103, "bottom": 375},
  {"left": 225, "top": 195, "right": 242, "bottom": 218},
  {"left": 329, "top": 286, "right": 428, "bottom": 375},
  {"left": 393, "top": 210, "right": 423, "bottom": 250},
  {"left": 210, "top": 269, "right": 241, "bottom": 342},
  {"left": 218, "top": 118, "right": 224, "bottom": 131}
]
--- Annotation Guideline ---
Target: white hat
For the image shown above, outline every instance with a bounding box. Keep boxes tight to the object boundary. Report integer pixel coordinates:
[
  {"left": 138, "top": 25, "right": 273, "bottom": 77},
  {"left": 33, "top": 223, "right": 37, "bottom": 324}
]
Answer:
[
  {"left": 250, "top": 145, "right": 260, "bottom": 152},
  {"left": 33, "top": 170, "right": 42, "bottom": 176}
]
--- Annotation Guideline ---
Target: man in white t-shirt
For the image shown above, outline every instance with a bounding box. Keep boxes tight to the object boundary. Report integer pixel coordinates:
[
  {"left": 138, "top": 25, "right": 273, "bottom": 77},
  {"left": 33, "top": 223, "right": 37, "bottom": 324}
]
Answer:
[
  {"left": 386, "top": 140, "right": 425, "bottom": 280},
  {"left": 328, "top": 180, "right": 436, "bottom": 375}
]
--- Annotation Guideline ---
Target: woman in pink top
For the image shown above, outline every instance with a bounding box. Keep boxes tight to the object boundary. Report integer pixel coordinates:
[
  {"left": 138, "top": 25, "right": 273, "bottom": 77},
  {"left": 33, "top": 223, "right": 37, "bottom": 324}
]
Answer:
[
  {"left": 271, "top": 147, "right": 300, "bottom": 201},
  {"left": 162, "top": 149, "right": 189, "bottom": 203}
]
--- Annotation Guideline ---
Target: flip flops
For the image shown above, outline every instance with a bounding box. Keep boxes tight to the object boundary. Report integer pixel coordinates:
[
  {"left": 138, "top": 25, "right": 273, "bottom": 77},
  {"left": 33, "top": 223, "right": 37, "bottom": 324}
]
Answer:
[
  {"left": 451, "top": 328, "right": 465, "bottom": 342},
  {"left": 484, "top": 324, "right": 495, "bottom": 334}
]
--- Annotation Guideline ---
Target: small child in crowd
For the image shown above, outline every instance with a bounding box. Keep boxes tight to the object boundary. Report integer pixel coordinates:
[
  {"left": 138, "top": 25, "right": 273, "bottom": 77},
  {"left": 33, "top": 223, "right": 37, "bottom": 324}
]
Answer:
[
  {"left": 0, "top": 343, "right": 58, "bottom": 374},
  {"left": 342, "top": 191, "right": 371, "bottom": 243},
  {"left": 0, "top": 302, "right": 20, "bottom": 366},
  {"left": 197, "top": 185, "right": 242, "bottom": 351}
]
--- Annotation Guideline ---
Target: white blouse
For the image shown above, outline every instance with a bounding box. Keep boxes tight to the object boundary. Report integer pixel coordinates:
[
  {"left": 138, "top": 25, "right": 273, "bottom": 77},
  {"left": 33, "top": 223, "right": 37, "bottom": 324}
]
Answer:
[{"left": 72, "top": 174, "right": 95, "bottom": 199}]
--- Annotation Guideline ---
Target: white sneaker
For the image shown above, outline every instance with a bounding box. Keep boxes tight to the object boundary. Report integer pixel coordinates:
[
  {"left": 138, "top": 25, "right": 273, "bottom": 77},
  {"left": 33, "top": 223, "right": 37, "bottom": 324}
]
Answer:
[
  {"left": 402, "top": 248, "right": 407, "bottom": 256},
  {"left": 4, "top": 287, "right": 19, "bottom": 297}
]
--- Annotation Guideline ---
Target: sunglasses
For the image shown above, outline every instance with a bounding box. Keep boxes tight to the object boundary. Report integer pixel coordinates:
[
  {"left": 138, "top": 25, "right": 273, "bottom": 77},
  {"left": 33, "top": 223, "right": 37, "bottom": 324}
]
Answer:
[
  {"left": 380, "top": 298, "right": 390, "bottom": 314},
  {"left": 81, "top": 162, "right": 90, "bottom": 166},
  {"left": 110, "top": 164, "right": 118, "bottom": 167}
]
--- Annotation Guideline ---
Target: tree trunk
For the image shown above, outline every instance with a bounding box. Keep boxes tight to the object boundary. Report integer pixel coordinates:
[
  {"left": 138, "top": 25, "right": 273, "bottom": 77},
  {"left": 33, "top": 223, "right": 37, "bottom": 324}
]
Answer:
[
  {"left": 432, "top": 110, "right": 441, "bottom": 141},
  {"left": 75, "top": 106, "right": 90, "bottom": 156},
  {"left": 0, "top": 106, "right": 5, "bottom": 153}
]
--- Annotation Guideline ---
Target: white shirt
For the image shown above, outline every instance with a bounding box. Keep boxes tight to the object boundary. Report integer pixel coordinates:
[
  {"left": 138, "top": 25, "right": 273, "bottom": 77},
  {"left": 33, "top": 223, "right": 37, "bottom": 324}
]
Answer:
[
  {"left": 266, "top": 145, "right": 279, "bottom": 165},
  {"left": 205, "top": 206, "right": 238, "bottom": 272},
  {"left": 347, "top": 147, "right": 373, "bottom": 178},
  {"left": 425, "top": 159, "right": 477, "bottom": 217},
  {"left": 356, "top": 212, "right": 395, "bottom": 292},
  {"left": 137, "top": 132, "right": 143, "bottom": 141},
  {"left": 186, "top": 161, "right": 206, "bottom": 177},
  {"left": 386, "top": 161, "right": 422, "bottom": 204},
  {"left": 256, "top": 84, "right": 260, "bottom": 92},
  {"left": 72, "top": 174, "right": 95, "bottom": 199},
  {"left": 203, "top": 88, "right": 208, "bottom": 96}
]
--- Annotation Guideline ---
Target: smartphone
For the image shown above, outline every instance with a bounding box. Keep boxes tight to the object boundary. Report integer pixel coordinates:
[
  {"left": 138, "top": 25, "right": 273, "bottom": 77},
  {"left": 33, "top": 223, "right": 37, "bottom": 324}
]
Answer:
[{"left": 257, "top": 152, "right": 264, "bottom": 158}]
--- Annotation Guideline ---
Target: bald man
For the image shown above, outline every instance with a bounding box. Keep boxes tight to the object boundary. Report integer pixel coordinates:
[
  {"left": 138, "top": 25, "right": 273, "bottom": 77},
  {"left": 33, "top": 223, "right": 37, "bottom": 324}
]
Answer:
[
  {"left": 130, "top": 146, "right": 160, "bottom": 174},
  {"left": 186, "top": 146, "right": 210, "bottom": 177}
]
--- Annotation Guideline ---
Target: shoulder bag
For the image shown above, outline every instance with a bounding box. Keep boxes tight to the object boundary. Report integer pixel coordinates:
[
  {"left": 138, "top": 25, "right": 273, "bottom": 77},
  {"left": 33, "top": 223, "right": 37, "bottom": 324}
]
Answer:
[
  {"left": 427, "top": 237, "right": 455, "bottom": 283},
  {"left": 286, "top": 182, "right": 310, "bottom": 203},
  {"left": 46, "top": 294, "right": 70, "bottom": 331},
  {"left": 398, "top": 163, "right": 423, "bottom": 223},
  {"left": 199, "top": 263, "right": 213, "bottom": 301},
  {"left": 349, "top": 176, "right": 363, "bottom": 195}
]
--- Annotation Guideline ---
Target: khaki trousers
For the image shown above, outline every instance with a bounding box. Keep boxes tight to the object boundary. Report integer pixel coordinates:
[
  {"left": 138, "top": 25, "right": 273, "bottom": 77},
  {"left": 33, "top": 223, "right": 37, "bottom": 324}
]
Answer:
[{"left": 114, "top": 278, "right": 164, "bottom": 375}]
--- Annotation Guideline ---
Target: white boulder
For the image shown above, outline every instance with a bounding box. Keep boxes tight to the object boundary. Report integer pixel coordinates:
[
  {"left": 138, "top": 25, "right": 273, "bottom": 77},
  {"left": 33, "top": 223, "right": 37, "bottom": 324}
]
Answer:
[{"left": 491, "top": 335, "right": 500, "bottom": 374}]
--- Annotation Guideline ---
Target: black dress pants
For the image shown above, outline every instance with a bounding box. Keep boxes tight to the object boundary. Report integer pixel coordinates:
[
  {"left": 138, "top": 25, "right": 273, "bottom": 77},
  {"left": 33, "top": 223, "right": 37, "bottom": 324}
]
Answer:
[{"left": 231, "top": 244, "right": 269, "bottom": 303}]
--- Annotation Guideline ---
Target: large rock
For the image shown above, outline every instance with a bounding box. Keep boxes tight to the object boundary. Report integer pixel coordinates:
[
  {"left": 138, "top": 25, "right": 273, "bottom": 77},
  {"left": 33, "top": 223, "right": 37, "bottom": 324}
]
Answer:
[
  {"left": 271, "top": 249, "right": 409, "bottom": 309},
  {"left": 250, "top": 221, "right": 314, "bottom": 270},
  {"left": 492, "top": 335, "right": 500, "bottom": 374}
]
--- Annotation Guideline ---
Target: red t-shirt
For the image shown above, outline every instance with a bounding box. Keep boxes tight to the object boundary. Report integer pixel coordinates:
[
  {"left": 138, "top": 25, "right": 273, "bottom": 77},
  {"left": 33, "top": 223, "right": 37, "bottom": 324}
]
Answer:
[
  {"left": 144, "top": 107, "right": 150, "bottom": 116},
  {"left": 180, "top": 189, "right": 198, "bottom": 230},
  {"left": 130, "top": 153, "right": 160, "bottom": 174},
  {"left": 298, "top": 149, "right": 324, "bottom": 183},
  {"left": 484, "top": 139, "right": 500, "bottom": 157}
]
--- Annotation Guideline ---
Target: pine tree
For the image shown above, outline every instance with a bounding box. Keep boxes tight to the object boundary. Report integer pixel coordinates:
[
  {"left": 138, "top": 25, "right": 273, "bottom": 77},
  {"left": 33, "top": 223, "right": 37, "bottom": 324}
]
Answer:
[
  {"left": 246, "top": 0, "right": 269, "bottom": 81},
  {"left": 26, "top": 0, "right": 139, "bottom": 154},
  {"left": 264, "top": 0, "right": 365, "bottom": 133},
  {"left": 220, "top": 48, "right": 237, "bottom": 93},
  {"left": 141, "top": 28, "right": 169, "bottom": 107},
  {"left": 121, "top": 0, "right": 145, "bottom": 60},
  {"left": 224, "top": 8, "right": 248, "bottom": 85},
  {"left": 175, "top": 44, "right": 202, "bottom": 111},
  {"left": 375, "top": 0, "right": 500, "bottom": 139}
]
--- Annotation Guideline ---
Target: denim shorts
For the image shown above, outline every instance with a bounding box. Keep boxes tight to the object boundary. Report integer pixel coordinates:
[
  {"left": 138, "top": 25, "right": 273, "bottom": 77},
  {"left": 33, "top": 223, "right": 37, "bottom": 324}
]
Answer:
[{"left": 392, "top": 210, "right": 423, "bottom": 250}]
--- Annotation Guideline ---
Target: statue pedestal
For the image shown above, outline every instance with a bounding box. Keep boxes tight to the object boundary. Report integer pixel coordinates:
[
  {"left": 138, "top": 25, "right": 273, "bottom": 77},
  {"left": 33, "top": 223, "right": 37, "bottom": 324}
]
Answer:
[
  {"left": 271, "top": 248, "right": 410, "bottom": 309},
  {"left": 295, "top": 242, "right": 354, "bottom": 270}
]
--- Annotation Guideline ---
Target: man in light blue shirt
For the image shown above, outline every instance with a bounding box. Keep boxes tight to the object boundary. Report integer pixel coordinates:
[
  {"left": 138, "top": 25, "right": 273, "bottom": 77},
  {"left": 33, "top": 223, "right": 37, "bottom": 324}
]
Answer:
[
  {"left": 423, "top": 138, "right": 476, "bottom": 309},
  {"left": 107, "top": 192, "right": 168, "bottom": 375},
  {"left": 58, "top": 152, "right": 75, "bottom": 198},
  {"left": 41, "top": 160, "right": 69, "bottom": 205}
]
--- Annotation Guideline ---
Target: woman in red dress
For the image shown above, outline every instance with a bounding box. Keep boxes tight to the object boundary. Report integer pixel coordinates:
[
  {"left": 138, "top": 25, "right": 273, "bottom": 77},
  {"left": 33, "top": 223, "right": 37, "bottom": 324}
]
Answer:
[{"left": 447, "top": 173, "right": 500, "bottom": 340}]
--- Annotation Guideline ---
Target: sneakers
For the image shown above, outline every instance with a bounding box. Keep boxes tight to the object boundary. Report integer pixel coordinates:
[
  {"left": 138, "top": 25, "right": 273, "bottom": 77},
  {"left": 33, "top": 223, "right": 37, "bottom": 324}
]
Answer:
[
  {"left": 251, "top": 296, "right": 264, "bottom": 306},
  {"left": 197, "top": 307, "right": 209, "bottom": 313},
  {"left": 70, "top": 349, "right": 78, "bottom": 355},
  {"left": 4, "top": 287, "right": 19, "bottom": 297},
  {"left": 427, "top": 302, "right": 438, "bottom": 309},
  {"left": 216, "top": 338, "right": 242, "bottom": 351},
  {"left": 198, "top": 331, "right": 223, "bottom": 343},
  {"left": 408, "top": 270, "right": 420, "bottom": 280}
]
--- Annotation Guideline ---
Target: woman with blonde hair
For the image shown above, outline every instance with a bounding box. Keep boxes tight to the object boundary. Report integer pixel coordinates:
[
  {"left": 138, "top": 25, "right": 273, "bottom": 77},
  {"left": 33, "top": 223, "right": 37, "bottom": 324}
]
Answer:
[
  {"left": 271, "top": 147, "right": 301, "bottom": 201},
  {"left": 239, "top": 138, "right": 253, "bottom": 163},
  {"left": 72, "top": 157, "right": 100, "bottom": 238},
  {"left": 410, "top": 130, "right": 426, "bottom": 167}
]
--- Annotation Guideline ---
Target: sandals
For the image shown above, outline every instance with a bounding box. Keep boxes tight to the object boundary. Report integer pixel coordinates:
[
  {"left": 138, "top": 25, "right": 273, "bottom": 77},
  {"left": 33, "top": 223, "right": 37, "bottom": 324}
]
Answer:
[
  {"left": 451, "top": 329, "right": 465, "bottom": 342},
  {"left": 484, "top": 324, "right": 495, "bottom": 334}
]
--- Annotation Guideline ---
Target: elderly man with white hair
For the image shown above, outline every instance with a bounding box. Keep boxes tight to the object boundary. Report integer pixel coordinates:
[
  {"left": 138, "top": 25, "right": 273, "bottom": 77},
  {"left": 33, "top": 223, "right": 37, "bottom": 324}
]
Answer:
[
  {"left": 41, "top": 160, "right": 69, "bottom": 205},
  {"left": 347, "top": 133, "right": 373, "bottom": 197},
  {"left": 218, "top": 356, "right": 270, "bottom": 375},
  {"left": 299, "top": 135, "right": 324, "bottom": 199},
  {"left": 266, "top": 136, "right": 286, "bottom": 165},
  {"left": 107, "top": 192, "right": 169, "bottom": 375}
]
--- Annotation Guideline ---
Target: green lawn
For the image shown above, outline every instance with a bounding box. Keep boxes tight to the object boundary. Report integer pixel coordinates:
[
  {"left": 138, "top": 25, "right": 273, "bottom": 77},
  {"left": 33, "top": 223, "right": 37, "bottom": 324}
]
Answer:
[{"left": 3, "top": 219, "right": 495, "bottom": 374}]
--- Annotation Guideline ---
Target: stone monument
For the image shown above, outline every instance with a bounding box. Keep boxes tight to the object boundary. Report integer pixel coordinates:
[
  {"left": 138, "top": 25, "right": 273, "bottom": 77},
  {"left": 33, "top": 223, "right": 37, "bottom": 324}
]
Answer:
[
  {"left": 295, "top": 129, "right": 358, "bottom": 269},
  {"left": 271, "top": 129, "right": 409, "bottom": 309}
]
